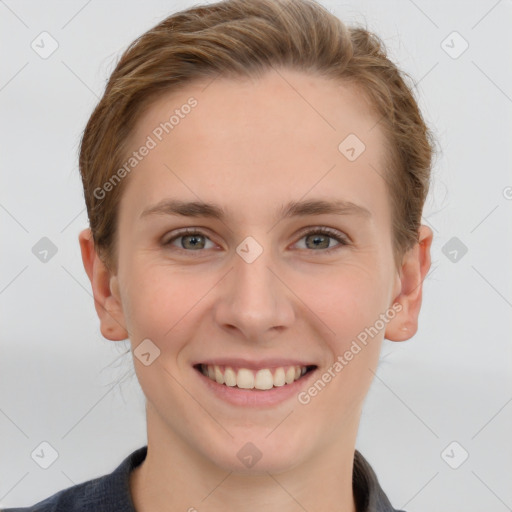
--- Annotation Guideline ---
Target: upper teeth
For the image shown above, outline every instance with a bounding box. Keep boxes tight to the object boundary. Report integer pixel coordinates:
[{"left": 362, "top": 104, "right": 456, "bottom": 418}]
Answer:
[{"left": 200, "top": 364, "right": 308, "bottom": 390}]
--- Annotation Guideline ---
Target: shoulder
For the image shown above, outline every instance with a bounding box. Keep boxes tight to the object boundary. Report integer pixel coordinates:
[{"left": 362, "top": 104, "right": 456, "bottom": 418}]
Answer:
[
  {"left": 1, "top": 478, "right": 103, "bottom": 512},
  {"left": 353, "top": 449, "right": 407, "bottom": 512},
  {"left": 2, "top": 446, "right": 147, "bottom": 512}
]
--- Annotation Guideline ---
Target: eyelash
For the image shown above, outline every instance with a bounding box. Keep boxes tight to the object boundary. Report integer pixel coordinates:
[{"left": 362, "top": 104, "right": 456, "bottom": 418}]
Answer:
[{"left": 162, "top": 226, "right": 349, "bottom": 255}]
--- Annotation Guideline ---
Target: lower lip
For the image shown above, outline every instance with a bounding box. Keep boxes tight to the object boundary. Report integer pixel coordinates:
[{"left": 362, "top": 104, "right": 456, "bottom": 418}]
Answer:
[{"left": 194, "top": 366, "right": 318, "bottom": 407}]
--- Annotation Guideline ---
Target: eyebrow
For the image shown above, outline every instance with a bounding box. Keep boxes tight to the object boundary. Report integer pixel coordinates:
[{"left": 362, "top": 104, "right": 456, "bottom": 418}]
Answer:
[{"left": 140, "top": 198, "right": 371, "bottom": 222}]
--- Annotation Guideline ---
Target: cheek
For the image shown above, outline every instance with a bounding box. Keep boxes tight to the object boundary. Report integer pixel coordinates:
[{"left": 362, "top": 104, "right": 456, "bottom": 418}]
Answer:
[
  {"left": 120, "top": 262, "right": 217, "bottom": 348},
  {"left": 300, "top": 261, "right": 390, "bottom": 344},
  {"left": 120, "top": 267, "right": 201, "bottom": 398},
  {"left": 295, "top": 267, "right": 387, "bottom": 430}
]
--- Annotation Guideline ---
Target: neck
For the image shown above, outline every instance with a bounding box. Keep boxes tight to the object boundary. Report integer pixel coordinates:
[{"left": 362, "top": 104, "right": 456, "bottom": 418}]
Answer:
[{"left": 130, "top": 407, "right": 359, "bottom": 512}]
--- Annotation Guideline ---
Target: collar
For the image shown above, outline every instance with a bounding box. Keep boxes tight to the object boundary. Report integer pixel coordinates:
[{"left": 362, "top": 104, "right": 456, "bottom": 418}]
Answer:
[{"left": 99, "top": 445, "right": 404, "bottom": 512}]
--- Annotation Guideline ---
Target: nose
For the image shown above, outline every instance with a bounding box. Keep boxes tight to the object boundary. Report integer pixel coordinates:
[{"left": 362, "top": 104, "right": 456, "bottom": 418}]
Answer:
[{"left": 213, "top": 240, "right": 295, "bottom": 343}]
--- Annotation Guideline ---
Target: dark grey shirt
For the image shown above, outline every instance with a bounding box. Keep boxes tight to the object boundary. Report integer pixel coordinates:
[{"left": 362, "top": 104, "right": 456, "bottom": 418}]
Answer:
[{"left": 2, "top": 446, "right": 406, "bottom": 511}]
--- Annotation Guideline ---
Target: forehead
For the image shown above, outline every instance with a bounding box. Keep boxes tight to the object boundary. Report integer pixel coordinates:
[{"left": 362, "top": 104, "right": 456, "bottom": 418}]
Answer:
[{"left": 121, "top": 68, "right": 389, "bottom": 221}]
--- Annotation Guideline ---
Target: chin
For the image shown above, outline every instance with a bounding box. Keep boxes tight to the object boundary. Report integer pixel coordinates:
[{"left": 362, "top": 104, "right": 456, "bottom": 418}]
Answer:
[{"left": 200, "top": 432, "right": 307, "bottom": 475}]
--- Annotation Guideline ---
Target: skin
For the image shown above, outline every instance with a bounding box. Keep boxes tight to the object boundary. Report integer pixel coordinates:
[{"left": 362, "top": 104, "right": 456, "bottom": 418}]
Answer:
[{"left": 79, "top": 67, "right": 432, "bottom": 512}]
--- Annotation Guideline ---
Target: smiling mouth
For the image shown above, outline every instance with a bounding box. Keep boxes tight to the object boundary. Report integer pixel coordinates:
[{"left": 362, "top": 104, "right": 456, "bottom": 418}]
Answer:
[{"left": 193, "top": 363, "right": 317, "bottom": 390}]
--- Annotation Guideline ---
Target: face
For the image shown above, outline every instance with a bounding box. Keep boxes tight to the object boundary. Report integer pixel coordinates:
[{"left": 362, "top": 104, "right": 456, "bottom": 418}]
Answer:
[{"left": 100, "top": 68, "right": 407, "bottom": 473}]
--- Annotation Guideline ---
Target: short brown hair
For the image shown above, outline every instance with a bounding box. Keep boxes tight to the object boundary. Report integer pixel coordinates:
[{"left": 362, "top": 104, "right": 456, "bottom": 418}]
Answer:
[{"left": 79, "top": 0, "right": 436, "bottom": 272}]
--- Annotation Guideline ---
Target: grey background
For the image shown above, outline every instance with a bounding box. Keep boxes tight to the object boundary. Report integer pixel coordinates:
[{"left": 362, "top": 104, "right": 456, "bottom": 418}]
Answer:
[{"left": 1, "top": 0, "right": 511, "bottom": 510}]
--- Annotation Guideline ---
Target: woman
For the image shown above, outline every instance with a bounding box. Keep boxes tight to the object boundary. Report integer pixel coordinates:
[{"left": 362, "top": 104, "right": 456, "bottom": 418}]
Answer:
[{"left": 4, "top": 0, "right": 434, "bottom": 510}]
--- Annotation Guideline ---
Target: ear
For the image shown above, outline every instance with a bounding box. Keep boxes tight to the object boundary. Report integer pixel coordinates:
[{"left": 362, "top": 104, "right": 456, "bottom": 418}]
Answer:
[
  {"left": 385, "top": 225, "right": 433, "bottom": 341},
  {"left": 78, "top": 228, "right": 129, "bottom": 341}
]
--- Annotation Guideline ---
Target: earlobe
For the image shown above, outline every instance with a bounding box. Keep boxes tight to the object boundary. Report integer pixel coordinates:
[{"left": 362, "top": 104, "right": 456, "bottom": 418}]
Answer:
[
  {"left": 78, "top": 228, "right": 129, "bottom": 341},
  {"left": 385, "top": 225, "right": 433, "bottom": 342}
]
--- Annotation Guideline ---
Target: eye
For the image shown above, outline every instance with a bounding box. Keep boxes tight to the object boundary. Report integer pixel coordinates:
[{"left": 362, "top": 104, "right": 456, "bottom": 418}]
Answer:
[
  {"left": 163, "top": 228, "right": 216, "bottom": 252},
  {"left": 162, "top": 226, "right": 349, "bottom": 254},
  {"left": 294, "top": 227, "right": 348, "bottom": 252}
]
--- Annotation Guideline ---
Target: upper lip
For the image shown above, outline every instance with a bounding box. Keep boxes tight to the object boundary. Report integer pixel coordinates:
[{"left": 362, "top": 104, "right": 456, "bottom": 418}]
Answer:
[{"left": 193, "top": 358, "right": 317, "bottom": 370}]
